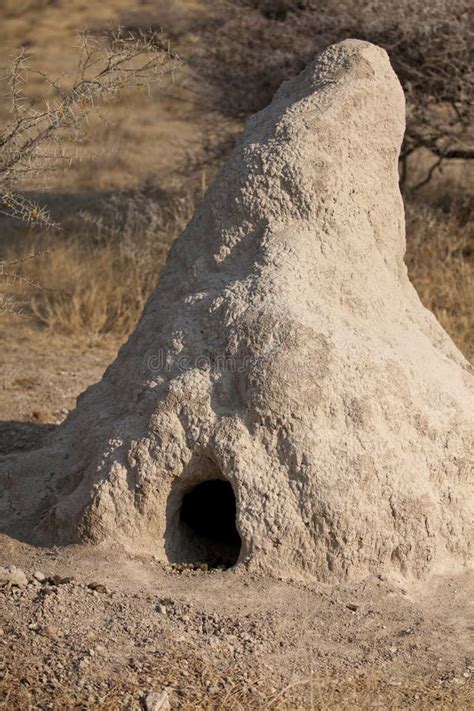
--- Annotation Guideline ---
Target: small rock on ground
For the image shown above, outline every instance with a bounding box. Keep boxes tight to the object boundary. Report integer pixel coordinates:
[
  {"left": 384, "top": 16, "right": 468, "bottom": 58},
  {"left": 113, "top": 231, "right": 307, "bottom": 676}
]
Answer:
[
  {"left": 144, "top": 688, "right": 171, "bottom": 711},
  {"left": 0, "top": 565, "right": 28, "bottom": 588}
]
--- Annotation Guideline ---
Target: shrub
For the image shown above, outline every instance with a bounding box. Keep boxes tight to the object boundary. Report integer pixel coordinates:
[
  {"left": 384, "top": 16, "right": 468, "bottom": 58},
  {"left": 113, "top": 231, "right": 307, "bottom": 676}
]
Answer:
[
  {"left": 0, "top": 28, "right": 180, "bottom": 312},
  {"left": 198, "top": 0, "right": 473, "bottom": 187}
]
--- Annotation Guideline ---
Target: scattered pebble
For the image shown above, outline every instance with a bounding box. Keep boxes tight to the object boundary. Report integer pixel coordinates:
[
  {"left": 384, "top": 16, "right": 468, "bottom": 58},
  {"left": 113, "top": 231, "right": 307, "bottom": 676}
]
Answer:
[
  {"left": 0, "top": 565, "right": 28, "bottom": 588},
  {"left": 41, "top": 625, "right": 62, "bottom": 640},
  {"left": 172, "top": 562, "right": 208, "bottom": 572},
  {"left": 87, "top": 582, "right": 109, "bottom": 594},
  {"left": 144, "top": 688, "right": 171, "bottom": 711},
  {"left": 47, "top": 575, "right": 74, "bottom": 586}
]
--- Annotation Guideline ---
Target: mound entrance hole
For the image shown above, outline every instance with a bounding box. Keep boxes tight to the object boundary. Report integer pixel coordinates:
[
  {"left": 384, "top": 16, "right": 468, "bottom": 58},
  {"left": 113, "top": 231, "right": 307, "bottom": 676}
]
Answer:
[{"left": 171, "top": 479, "right": 241, "bottom": 569}]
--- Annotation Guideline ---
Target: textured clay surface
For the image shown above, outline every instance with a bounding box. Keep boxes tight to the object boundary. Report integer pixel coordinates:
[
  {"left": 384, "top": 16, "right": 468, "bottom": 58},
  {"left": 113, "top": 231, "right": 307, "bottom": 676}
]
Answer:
[{"left": 1, "top": 40, "right": 473, "bottom": 582}]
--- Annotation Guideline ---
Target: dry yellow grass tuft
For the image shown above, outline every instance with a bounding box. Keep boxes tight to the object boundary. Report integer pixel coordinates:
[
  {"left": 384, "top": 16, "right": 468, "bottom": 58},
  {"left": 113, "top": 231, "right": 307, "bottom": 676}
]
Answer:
[
  {"left": 3, "top": 195, "right": 471, "bottom": 365},
  {"left": 406, "top": 199, "right": 473, "bottom": 361},
  {"left": 0, "top": 200, "right": 470, "bottom": 361},
  {"left": 3, "top": 192, "right": 194, "bottom": 337},
  {"left": 29, "top": 242, "right": 155, "bottom": 337}
]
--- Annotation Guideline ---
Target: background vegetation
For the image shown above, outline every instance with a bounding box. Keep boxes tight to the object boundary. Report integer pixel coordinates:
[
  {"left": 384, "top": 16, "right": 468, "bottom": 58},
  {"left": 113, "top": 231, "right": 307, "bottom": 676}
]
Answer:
[{"left": 0, "top": 0, "right": 472, "bottom": 358}]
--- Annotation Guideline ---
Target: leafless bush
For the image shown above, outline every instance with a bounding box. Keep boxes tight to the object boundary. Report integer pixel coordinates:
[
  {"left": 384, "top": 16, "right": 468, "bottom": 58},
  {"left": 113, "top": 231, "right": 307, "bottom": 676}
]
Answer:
[
  {"left": 0, "top": 29, "right": 179, "bottom": 226},
  {"left": 198, "top": 0, "right": 473, "bottom": 188},
  {"left": 0, "top": 28, "right": 180, "bottom": 311}
]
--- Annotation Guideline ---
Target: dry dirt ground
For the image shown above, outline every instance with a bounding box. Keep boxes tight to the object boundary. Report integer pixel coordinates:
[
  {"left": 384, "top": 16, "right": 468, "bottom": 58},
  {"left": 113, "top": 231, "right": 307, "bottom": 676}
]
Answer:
[
  {"left": 0, "top": 331, "right": 473, "bottom": 710},
  {"left": 1, "top": 532, "right": 473, "bottom": 709}
]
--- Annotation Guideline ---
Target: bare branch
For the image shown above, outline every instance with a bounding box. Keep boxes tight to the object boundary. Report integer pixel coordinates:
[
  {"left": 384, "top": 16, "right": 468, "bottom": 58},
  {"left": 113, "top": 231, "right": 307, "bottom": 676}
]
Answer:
[{"left": 1, "top": 27, "right": 182, "bottom": 313}]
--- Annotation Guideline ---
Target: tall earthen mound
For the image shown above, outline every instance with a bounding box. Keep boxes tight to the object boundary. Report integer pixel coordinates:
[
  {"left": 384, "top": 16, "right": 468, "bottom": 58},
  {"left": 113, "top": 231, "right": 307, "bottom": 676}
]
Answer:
[{"left": 1, "top": 40, "right": 473, "bottom": 581}]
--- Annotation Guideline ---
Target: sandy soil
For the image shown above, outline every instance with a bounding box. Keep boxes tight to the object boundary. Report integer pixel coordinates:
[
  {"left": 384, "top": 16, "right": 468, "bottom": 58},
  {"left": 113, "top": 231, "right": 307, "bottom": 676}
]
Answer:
[{"left": 0, "top": 321, "right": 117, "bottom": 454}]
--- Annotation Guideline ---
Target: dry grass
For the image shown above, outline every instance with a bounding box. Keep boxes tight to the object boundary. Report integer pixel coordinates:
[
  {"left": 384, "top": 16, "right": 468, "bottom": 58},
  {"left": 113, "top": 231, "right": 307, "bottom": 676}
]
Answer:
[
  {"left": 2, "top": 191, "right": 194, "bottom": 337},
  {"left": 30, "top": 242, "right": 155, "bottom": 336},
  {"left": 1, "top": 673, "right": 472, "bottom": 710},
  {"left": 1, "top": 641, "right": 472, "bottom": 711},
  {"left": 2, "top": 194, "right": 471, "bottom": 364},
  {"left": 406, "top": 197, "right": 473, "bottom": 360}
]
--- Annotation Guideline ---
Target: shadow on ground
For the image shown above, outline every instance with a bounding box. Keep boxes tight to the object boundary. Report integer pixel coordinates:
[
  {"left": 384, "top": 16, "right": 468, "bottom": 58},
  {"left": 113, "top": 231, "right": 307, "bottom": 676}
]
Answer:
[{"left": 0, "top": 420, "right": 57, "bottom": 456}]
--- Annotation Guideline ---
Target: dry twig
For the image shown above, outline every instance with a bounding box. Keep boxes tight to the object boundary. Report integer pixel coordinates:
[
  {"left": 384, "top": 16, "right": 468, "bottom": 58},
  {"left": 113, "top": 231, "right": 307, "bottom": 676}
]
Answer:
[{"left": 0, "top": 28, "right": 181, "bottom": 311}]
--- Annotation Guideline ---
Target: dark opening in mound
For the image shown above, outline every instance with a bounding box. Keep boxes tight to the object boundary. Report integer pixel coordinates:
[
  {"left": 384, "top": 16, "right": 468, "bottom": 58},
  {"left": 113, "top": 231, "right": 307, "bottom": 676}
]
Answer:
[{"left": 178, "top": 479, "right": 241, "bottom": 568}]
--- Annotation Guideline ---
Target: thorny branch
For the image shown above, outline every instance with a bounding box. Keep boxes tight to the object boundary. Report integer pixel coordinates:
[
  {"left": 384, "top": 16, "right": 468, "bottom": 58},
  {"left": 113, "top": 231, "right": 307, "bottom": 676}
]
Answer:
[
  {"left": 0, "top": 28, "right": 181, "bottom": 311},
  {"left": 0, "top": 28, "right": 180, "bottom": 227}
]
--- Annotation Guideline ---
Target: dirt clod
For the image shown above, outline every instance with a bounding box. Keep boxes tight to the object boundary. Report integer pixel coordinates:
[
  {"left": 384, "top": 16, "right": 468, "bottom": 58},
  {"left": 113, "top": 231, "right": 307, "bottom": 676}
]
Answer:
[
  {"left": 0, "top": 565, "right": 27, "bottom": 588},
  {"left": 144, "top": 689, "right": 171, "bottom": 711}
]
